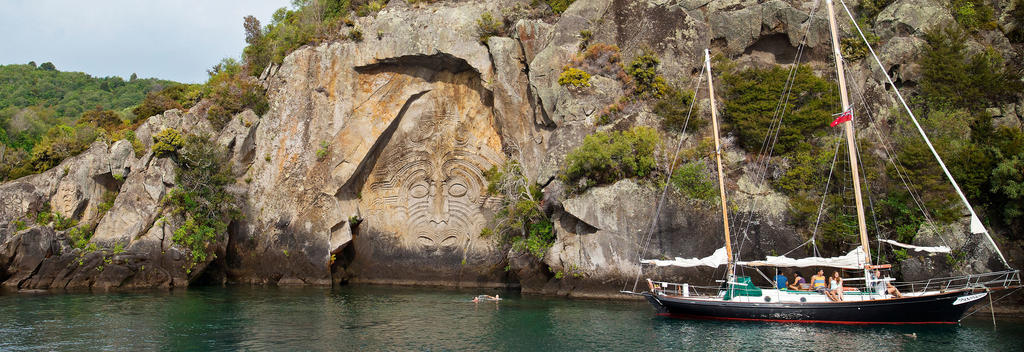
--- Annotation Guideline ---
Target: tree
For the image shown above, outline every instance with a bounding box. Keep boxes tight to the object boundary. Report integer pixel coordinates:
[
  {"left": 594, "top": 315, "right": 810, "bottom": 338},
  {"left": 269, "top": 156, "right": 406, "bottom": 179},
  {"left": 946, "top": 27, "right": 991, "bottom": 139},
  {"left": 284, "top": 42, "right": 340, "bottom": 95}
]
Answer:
[
  {"left": 992, "top": 155, "right": 1024, "bottom": 225},
  {"left": 77, "top": 108, "right": 123, "bottom": 132},
  {"left": 130, "top": 73, "right": 138, "bottom": 81},
  {"left": 244, "top": 15, "right": 263, "bottom": 44},
  {"left": 721, "top": 64, "right": 837, "bottom": 154},
  {"left": 28, "top": 61, "right": 36, "bottom": 68},
  {"left": 39, "top": 62, "right": 56, "bottom": 71}
]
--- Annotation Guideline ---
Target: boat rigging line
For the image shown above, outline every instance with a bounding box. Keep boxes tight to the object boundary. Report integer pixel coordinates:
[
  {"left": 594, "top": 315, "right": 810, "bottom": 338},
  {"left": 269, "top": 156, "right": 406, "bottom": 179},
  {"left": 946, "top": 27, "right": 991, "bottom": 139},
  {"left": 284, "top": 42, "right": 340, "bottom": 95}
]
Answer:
[
  {"left": 734, "top": 0, "right": 822, "bottom": 262},
  {"left": 837, "top": 0, "right": 1011, "bottom": 269},
  {"left": 627, "top": 58, "right": 707, "bottom": 293}
]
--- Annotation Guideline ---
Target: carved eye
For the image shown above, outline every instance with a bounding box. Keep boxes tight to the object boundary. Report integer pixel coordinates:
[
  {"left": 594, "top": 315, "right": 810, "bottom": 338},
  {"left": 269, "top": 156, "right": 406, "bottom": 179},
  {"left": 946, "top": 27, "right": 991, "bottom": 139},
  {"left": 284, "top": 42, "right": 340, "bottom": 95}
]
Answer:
[
  {"left": 417, "top": 236, "right": 435, "bottom": 247},
  {"left": 440, "top": 235, "right": 458, "bottom": 247},
  {"left": 410, "top": 183, "right": 429, "bottom": 198},
  {"left": 448, "top": 183, "right": 467, "bottom": 197}
]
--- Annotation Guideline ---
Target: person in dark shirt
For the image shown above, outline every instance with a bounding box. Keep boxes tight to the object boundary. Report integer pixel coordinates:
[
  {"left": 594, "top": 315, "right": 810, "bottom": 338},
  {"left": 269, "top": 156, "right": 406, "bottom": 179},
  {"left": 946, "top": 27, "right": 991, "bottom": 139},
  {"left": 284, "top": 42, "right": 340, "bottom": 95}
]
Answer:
[{"left": 788, "top": 271, "right": 807, "bottom": 290}]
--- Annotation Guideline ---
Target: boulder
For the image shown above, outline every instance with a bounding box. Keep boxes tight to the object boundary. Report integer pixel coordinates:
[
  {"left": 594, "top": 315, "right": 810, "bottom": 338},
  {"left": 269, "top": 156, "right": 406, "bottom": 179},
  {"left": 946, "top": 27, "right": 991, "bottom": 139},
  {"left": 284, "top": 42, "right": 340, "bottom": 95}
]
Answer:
[
  {"left": 875, "top": 0, "right": 955, "bottom": 39},
  {"left": 91, "top": 157, "right": 176, "bottom": 244}
]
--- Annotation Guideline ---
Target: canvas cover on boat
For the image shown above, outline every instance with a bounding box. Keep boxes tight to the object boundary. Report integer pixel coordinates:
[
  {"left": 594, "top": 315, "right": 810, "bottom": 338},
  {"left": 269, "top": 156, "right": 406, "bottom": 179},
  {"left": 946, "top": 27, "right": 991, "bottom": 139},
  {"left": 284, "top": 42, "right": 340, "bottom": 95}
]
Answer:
[
  {"left": 642, "top": 247, "right": 869, "bottom": 269},
  {"left": 723, "top": 276, "right": 761, "bottom": 300},
  {"left": 738, "top": 246, "right": 868, "bottom": 269}
]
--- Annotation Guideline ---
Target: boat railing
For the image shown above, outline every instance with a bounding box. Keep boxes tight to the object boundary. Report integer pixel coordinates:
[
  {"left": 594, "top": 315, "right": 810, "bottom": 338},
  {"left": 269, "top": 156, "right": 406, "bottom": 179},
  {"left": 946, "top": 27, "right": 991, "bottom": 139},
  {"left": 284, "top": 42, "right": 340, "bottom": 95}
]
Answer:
[
  {"left": 647, "top": 270, "right": 1020, "bottom": 297},
  {"left": 647, "top": 279, "right": 722, "bottom": 297},
  {"left": 902, "top": 270, "right": 1021, "bottom": 293}
]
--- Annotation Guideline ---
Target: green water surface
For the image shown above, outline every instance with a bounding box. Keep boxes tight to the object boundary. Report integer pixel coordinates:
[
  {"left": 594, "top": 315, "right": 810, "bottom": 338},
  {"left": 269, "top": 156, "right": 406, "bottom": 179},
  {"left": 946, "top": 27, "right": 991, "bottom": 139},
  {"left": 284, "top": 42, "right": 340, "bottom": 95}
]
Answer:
[{"left": 0, "top": 285, "right": 1021, "bottom": 351}]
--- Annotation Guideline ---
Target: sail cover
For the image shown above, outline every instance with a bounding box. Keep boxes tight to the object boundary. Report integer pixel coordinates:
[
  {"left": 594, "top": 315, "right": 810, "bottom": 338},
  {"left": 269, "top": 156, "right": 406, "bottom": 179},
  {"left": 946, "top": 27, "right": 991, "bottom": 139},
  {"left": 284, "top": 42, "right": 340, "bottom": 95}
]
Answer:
[
  {"left": 738, "top": 247, "right": 868, "bottom": 269},
  {"left": 641, "top": 247, "right": 729, "bottom": 268},
  {"left": 878, "top": 239, "right": 951, "bottom": 253},
  {"left": 642, "top": 247, "right": 871, "bottom": 269}
]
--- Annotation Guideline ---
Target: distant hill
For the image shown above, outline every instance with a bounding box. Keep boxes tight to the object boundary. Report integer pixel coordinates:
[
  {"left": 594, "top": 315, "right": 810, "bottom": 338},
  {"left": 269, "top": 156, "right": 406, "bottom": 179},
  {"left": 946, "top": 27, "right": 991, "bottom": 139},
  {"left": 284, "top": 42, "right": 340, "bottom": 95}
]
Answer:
[{"left": 0, "top": 63, "right": 177, "bottom": 151}]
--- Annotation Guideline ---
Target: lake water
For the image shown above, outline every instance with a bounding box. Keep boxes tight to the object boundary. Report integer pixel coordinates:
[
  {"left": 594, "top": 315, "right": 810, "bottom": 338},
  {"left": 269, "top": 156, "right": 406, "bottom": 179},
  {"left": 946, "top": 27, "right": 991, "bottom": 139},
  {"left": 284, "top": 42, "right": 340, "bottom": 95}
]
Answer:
[{"left": 0, "top": 285, "right": 1021, "bottom": 351}]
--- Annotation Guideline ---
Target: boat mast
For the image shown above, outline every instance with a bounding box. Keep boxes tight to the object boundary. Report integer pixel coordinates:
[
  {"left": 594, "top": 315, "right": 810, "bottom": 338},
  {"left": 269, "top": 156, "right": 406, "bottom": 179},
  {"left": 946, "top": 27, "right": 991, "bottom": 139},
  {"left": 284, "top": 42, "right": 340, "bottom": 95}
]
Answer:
[
  {"left": 826, "top": 0, "right": 872, "bottom": 268},
  {"left": 705, "top": 49, "right": 735, "bottom": 280}
]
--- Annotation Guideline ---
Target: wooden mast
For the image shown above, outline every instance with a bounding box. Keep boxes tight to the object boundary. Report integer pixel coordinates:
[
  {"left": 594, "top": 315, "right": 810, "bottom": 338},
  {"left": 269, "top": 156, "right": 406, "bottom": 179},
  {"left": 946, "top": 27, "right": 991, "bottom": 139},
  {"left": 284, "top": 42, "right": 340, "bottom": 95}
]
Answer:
[
  {"left": 826, "top": 0, "right": 872, "bottom": 268},
  {"left": 705, "top": 49, "right": 734, "bottom": 280}
]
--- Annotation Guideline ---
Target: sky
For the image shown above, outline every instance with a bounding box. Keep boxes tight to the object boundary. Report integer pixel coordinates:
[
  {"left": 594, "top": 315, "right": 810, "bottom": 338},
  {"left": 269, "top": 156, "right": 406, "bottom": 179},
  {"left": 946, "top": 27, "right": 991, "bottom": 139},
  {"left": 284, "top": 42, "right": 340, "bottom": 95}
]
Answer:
[{"left": 0, "top": 0, "right": 290, "bottom": 83}]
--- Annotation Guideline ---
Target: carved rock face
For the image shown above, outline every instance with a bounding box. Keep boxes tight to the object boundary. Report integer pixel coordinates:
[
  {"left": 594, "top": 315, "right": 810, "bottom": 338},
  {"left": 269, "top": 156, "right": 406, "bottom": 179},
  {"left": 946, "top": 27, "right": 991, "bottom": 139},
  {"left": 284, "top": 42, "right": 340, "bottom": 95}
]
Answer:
[{"left": 361, "top": 71, "right": 502, "bottom": 256}]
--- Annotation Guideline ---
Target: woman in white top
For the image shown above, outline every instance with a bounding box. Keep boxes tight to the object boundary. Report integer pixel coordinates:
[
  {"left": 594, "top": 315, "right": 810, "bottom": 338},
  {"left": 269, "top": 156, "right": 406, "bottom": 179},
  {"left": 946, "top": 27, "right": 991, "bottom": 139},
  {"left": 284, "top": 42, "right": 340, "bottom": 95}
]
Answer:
[{"left": 829, "top": 271, "right": 844, "bottom": 301}]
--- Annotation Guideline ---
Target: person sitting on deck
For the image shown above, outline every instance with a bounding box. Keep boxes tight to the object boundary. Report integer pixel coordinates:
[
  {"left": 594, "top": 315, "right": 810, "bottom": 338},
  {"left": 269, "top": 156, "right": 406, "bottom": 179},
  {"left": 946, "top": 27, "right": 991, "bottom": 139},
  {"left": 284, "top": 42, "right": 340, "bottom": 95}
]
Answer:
[
  {"left": 829, "top": 271, "right": 844, "bottom": 301},
  {"left": 811, "top": 270, "right": 831, "bottom": 298},
  {"left": 788, "top": 272, "right": 807, "bottom": 290},
  {"left": 775, "top": 272, "right": 788, "bottom": 290},
  {"left": 871, "top": 270, "right": 903, "bottom": 298}
]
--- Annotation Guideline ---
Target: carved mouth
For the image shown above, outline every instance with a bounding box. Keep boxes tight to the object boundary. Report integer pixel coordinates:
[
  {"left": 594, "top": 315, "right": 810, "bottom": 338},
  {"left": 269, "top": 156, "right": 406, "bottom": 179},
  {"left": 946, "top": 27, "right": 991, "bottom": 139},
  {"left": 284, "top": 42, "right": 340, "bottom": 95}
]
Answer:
[{"left": 415, "top": 229, "right": 461, "bottom": 251}]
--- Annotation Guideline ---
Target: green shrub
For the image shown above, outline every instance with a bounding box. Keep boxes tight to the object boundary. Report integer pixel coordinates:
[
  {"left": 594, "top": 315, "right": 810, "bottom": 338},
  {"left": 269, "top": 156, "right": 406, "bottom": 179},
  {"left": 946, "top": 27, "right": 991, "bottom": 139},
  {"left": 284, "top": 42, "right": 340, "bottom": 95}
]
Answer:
[
  {"left": 484, "top": 159, "right": 554, "bottom": 260},
  {"left": 840, "top": 18, "right": 879, "bottom": 61},
  {"left": 36, "top": 211, "right": 53, "bottom": 225},
  {"left": 316, "top": 141, "right": 330, "bottom": 160},
  {"left": 68, "top": 226, "right": 94, "bottom": 249},
  {"left": 356, "top": 1, "right": 385, "bottom": 17},
  {"left": 77, "top": 108, "right": 125, "bottom": 132},
  {"left": 949, "top": 0, "right": 995, "bottom": 31},
  {"left": 542, "top": 0, "right": 575, "bottom": 14},
  {"left": 654, "top": 87, "right": 702, "bottom": 132},
  {"left": 513, "top": 218, "right": 555, "bottom": 259},
  {"left": 162, "top": 134, "right": 237, "bottom": 273},
  {"left": 14, "top": 220, "right": 27, "bottom": 231},
  {"left": 151, "top": 128, "right": 184, "bottom": 157},
  {"left": 625, "top": 52, "right": 669, "bottom": 99},
  {"left": 671, "top": 161, "right": 716, "bottom": 204},
  {"left": 563, "top": 126, "right": 660, "bottom": 193},
  {"left": 558, "top": 68, "right": 591, "bottom": 88},
  {"left": 132, "top": 83, "right": 203, "bottom": 120},
  {"left": 53, "top": 213, "right": 77, "bottom": 231},
  {"left": 204, "top": 58, "right": 269, "bottom": 129},
  {"left": 720, "top": 64, "right": 837, "bottom": 154},
  {"left": 476, "top": 11, "right": 505, "bottom": 44},
  {"left": 10, "top": 123, "right": 100, "bottom": 177},
  {"left": 991, "top": 154, "right": 1024, "bottom": 223}
]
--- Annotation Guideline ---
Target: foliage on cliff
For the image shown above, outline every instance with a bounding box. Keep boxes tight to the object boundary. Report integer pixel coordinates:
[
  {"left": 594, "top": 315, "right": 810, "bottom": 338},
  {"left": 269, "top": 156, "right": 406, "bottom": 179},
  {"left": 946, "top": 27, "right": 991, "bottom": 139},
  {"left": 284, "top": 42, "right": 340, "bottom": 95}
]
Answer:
[
  {"left": 720, "top": 64, "right": 838, "bottom": 154},
  {"left": 562, "top": 126, "right": 660, "bottom": 194},
  {"left": 709, "top": 21, "right": 1024, "bottom": 252},
  {"left": 241, "top": 0, "right": 392, "bottom": 78},
  {"left": 483, "top": 159, "right": 553, "bottom": 259},
  {"left": 162, "top": 134, "right": 238, "bottom": 273}
]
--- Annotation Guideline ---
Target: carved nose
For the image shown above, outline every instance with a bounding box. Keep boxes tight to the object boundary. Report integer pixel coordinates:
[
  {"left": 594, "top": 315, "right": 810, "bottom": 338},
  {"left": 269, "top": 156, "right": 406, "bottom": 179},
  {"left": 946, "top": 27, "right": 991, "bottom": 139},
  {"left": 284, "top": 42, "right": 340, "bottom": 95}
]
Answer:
[{"left": 430, "top": 182, "right": 449, "bottom": 224}]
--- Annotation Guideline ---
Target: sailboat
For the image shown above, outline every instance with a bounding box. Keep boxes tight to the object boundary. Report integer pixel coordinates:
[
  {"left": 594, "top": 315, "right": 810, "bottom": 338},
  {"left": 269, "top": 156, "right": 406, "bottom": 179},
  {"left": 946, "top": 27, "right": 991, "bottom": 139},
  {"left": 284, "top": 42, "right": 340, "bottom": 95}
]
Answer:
[{"left": 631, "top": 0, "right": 1021, "bottom": 324}]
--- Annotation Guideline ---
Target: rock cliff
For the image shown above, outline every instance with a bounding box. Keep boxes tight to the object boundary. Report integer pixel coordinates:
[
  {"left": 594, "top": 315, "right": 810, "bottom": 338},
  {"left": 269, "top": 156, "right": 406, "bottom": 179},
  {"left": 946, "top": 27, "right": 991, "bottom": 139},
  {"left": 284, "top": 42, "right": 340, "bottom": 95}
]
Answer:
[{"left": 1, "top": 0, "right": 1020, "bottom": 297}]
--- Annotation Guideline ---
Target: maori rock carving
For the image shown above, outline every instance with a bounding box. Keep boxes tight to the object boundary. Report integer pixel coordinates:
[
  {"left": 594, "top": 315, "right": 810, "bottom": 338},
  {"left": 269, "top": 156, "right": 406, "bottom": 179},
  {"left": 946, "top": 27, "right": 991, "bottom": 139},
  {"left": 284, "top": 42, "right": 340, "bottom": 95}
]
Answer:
[{"left": 361, "top": 71, "right": 503, "bottom": 256}]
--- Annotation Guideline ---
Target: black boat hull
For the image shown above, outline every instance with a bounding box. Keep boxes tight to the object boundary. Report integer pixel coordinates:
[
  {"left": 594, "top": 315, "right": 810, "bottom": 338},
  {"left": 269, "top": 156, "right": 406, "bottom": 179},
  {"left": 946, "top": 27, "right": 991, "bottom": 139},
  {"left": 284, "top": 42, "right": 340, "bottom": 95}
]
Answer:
[{"left": 643, "top": 290, "right": 986, "bottom": 324}]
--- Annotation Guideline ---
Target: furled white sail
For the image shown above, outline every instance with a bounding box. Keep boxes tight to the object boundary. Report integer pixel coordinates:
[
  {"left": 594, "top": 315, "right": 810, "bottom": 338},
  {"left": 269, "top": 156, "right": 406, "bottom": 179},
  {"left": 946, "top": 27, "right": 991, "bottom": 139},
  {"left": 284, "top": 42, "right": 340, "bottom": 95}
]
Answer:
[
  {"left": 878, "top": 239, "right": 951, "bottom": 253},
  {"left": 738, "top": 247, "right": 868, "bottom": 269},
  {"left": 641, "top": 247, "right": 729, "bottom": 268},
  {"left": 643, "top": 247, "right": 871, "bottom": 269}
]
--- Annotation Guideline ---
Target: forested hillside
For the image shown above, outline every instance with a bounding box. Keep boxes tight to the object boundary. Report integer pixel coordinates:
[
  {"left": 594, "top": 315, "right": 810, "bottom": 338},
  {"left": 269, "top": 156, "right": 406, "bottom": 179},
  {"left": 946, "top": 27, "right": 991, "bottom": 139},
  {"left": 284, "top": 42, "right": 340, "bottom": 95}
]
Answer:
[{"left": 0, "top": 63, "right": 178, "bottom": 179}]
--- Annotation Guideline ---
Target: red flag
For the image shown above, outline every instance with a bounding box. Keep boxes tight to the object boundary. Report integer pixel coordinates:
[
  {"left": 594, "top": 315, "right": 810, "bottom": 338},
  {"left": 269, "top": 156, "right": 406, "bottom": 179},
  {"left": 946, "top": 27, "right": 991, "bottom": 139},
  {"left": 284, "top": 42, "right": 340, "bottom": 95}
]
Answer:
[{"left": 830, "top": 108, "right": 852, "bottom": 127}]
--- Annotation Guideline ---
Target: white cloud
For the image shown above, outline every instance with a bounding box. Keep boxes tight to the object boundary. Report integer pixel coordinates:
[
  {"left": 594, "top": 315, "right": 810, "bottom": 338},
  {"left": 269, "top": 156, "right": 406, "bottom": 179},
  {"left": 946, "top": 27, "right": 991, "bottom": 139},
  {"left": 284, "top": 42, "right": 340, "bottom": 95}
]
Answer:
[{"left": 0, "top": 0, "right": 289, "bottom": 83}]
